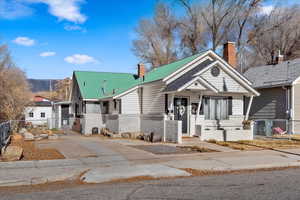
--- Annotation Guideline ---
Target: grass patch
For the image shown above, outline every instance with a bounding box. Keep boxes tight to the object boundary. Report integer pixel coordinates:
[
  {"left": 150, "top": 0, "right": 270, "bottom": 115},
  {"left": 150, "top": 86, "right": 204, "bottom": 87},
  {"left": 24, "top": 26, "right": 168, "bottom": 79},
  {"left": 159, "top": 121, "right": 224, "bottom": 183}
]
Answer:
[{"left": 208, "top": 139, "right": 300, "bottom": 150}]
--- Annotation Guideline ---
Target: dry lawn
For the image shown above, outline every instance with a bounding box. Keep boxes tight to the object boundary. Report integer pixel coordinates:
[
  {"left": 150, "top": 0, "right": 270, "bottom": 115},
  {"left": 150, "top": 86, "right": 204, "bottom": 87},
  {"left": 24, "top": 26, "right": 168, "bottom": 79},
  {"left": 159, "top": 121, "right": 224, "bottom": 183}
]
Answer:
[
  {"left": 272, "top": 134, "right": 300, "bottom": 140},
  {"left": 208, "top": 139, "right": 300, "bottom": 150},
  {"left": 10, "top": 139, "right": 65, "bottom": 161},
  {"left": 28, "top": 128, "right": 64, "bottom": 136}
]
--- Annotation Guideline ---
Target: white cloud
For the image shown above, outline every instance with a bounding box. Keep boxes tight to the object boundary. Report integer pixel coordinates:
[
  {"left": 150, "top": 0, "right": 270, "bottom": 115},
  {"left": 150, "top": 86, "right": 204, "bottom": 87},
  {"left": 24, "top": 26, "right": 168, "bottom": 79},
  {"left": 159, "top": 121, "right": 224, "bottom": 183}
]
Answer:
[
  {"left": 64, "top": 54, "right": 98, "bottom": 65},
  {"left": 13, "top": 37, "right": 35, "bottom": 46},
  {"left": 40, "top": 51, "right": 56, "bottom": 57},
  {"left": 260, "top": 5, "right": 274, "bottom": 15},
  {"left": 64, "top": 24, "right": 86, "bottom": 32},
  {"left": 28, "top": 0, "right": 86, "bottom": 23},
  {"left": 0, "top": 0, "right": 33, "bottom": 19}
]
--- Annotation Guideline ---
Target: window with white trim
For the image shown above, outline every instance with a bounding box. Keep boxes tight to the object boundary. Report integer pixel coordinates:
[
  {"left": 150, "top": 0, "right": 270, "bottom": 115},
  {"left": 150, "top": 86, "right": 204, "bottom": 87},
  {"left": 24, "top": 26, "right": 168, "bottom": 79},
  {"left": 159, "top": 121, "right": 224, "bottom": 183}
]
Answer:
[{"left": 201, "top": 96, "right": 231, "bottom": 120}]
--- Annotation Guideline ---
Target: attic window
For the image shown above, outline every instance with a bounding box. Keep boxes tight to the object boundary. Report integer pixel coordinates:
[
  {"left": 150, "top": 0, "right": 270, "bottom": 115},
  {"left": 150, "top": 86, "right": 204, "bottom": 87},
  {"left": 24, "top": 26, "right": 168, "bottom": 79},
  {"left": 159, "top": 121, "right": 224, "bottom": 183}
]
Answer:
[{"left": 211, "top": 66, "right": 220, "bottom": 77}]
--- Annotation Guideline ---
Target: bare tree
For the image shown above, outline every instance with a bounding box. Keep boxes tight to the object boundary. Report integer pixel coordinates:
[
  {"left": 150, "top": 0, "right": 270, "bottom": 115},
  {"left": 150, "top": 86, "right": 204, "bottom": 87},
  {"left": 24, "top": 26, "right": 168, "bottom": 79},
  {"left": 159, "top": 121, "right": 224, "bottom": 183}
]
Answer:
[
  {"left": 177, "top": 0, "right": 207, "bottom": 55},
  {"left": 0, "top": 45, "right": 31, "bottom": 121},
  {"left": 132, "top": 3, "right": 179, "bottom": 67},
  {"left": 199, "top": 0, "right": 241, "bottom": 51},
  {"left": 248, "top": 5, "right": 300, "bottom": 65}
]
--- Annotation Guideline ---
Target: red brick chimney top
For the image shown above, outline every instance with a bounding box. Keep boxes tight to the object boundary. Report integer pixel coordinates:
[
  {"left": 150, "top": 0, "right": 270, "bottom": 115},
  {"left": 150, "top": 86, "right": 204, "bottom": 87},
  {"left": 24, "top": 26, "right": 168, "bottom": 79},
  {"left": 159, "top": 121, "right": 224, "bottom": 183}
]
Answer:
[
  {"left": 137, "top": 63, "right": 146, "bottom": 78},
  {"left": 276, "top": 50, "right": 284, "bottom": 64},
  {"left": 223, "top": 42, "right": 237, "bottom": 68}
]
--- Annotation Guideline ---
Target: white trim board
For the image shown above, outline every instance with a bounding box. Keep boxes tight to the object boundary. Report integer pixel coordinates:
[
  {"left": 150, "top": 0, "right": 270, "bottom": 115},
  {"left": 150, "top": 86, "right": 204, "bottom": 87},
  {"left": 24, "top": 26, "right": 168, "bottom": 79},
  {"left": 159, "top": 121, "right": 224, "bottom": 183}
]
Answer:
[
  {"left": 163, "top": 50, "right": 258, "bottom": 96},
  {"left": 198, "top": 60, "right": 260, "bottom": 96},
  {"left": 163, "top": 53, "right": 213, "bottom": 84},
  {"left": 113, "top": 86, "right": 139, "bottom": 99}
]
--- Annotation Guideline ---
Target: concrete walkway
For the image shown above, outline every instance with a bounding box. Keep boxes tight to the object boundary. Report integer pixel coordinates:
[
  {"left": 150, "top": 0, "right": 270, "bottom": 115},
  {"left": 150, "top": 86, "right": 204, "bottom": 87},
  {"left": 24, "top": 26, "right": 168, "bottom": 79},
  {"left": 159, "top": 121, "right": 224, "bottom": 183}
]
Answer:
[
  {"left": 1, "top": 147, "right": 300, "bottom": 186},
  {"left": 2, "top": 133, "right": 300, "bottom": 186}
]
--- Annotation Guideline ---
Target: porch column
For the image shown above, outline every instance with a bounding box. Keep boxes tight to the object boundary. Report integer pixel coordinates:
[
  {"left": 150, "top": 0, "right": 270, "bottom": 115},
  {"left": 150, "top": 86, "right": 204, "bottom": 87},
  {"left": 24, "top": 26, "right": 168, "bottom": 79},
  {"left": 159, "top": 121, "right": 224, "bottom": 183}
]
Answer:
[
  {"left": 196, "top": 94, "right": 203, "bottom": 121},
  {"left": 245, "top": 95, "right": 254, "bottom": 120},
  {"left": 168, "top": 93, "right": 175, "bottom": 120}
]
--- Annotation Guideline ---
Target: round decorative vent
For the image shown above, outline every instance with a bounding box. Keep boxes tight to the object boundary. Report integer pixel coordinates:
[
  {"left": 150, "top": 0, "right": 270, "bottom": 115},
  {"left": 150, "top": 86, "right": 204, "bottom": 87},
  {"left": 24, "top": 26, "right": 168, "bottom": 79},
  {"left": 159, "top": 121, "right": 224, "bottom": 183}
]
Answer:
[{"left": 211, "top": 66, "right": 220, "bottom": 77}]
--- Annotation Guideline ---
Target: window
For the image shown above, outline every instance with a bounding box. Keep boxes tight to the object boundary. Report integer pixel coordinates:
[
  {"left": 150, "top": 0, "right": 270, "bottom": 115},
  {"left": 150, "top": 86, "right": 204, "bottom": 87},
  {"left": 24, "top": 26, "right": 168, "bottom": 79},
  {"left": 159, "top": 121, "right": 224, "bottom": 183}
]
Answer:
[
  {"left": 211, "top": 66, "right": 220, "bottom": 77},
  {"left": 201, "top": 96, "right": 231, "bottom": 120},
  {"left": 102, "top": 101, "right": 109, "bottom": 114},
  {"left": 29, "top": 112, "right": 34, "bottom": 118},
  {"left": 86, "top": 102, "right": 100, "bottom": 113},
  {"left": 40, "top": 112, "right": 45, "bottom": 118}
]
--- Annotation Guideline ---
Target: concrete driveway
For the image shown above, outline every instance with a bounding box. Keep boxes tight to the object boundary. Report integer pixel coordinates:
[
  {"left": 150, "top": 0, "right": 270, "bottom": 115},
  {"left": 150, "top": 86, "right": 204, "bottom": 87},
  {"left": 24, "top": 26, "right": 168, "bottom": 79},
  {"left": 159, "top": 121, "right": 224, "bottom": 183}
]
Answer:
[{"left": 35, "top": 132, "right": 158, "bottom": 164}]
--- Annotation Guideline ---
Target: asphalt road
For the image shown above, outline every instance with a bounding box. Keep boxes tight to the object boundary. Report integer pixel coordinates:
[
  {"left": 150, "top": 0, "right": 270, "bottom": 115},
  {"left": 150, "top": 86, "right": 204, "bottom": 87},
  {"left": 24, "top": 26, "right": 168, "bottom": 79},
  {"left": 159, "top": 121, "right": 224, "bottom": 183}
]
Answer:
[{"left": 2, "top": 168, "right": 300, "bottom": 200}]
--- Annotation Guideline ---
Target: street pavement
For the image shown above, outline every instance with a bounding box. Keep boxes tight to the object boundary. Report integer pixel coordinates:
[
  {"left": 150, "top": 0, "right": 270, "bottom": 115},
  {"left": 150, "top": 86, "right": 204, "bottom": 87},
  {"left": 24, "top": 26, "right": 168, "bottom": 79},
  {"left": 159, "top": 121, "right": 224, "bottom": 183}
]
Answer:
[{"left": 2, "top": 167, "right": 300, "bottom": 200}]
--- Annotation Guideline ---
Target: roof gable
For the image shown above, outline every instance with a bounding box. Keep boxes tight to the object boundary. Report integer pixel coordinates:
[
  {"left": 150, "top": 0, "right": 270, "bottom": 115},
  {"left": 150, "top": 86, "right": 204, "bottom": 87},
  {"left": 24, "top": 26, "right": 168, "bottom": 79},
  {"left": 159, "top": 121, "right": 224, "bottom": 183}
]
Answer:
[
  {"left": 142, "top": 51, "right": 207, "bottom": 83},
  {"left": 200, "top": 64, "right": 248, "bottom": 93}
]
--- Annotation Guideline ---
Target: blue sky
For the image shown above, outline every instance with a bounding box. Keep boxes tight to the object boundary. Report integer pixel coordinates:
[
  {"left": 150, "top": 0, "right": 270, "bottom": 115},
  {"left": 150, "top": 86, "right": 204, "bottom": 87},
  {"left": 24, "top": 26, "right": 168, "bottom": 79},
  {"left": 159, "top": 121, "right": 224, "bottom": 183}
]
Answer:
[
  {"left": 0, "top": 0, "right": 298, "bottom": 79},
  {"left": 0, "top": 0, "right": 158, "bottom": 79}
]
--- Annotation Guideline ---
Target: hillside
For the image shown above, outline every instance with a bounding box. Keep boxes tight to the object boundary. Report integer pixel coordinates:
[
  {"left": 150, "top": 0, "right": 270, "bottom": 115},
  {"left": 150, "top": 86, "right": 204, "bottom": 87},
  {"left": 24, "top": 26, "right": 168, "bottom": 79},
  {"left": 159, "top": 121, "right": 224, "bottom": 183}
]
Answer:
[{"left": 28, "top": 79, "right": 60, "bottom": 93}]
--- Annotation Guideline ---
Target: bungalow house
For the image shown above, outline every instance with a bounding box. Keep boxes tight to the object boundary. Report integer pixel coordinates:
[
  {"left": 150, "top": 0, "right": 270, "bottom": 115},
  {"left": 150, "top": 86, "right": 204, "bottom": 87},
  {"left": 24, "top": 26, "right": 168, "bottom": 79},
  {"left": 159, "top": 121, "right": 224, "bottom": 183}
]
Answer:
[
  {"left": 25, "top": 95, "right": 53, "bottom": 126},
  {"left": 70, "top": 42, "right": 259, "bottom": 143},
  {"left": 244, "top": 57, "right": 300, "bottom": 136}
]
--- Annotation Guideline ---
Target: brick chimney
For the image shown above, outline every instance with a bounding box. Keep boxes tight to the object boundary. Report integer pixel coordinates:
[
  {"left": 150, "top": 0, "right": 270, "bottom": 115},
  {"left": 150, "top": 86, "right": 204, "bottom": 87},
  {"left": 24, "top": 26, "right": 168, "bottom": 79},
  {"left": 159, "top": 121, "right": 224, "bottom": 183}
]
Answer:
[
  {"left": 137, "top": 63, "right": 145, "bottom": 78},
  {"left": 275, "top": 50, "right": 284, "bottom": 64},
  {"left": 223, "top": 42, "right": 237, "bottom": 68}
]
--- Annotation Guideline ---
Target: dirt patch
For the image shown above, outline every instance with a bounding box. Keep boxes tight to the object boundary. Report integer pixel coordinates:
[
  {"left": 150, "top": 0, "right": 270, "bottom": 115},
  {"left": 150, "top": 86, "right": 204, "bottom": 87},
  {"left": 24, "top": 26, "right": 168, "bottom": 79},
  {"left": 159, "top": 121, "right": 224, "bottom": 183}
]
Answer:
[
  {"left": 130, "top": 145, "right": 217, "bottom": 155},
  {"left": 28, "top": 128, "right": 64, "bottom": 136},
  {"left": 8, "top": 139, "right": 65, "bottom": 161},
  {"left": 208, "top": 139, "right": 300, "bottom": 150},
  {"left": 181, "top": 166, "right": 300, "bottom": 176}
]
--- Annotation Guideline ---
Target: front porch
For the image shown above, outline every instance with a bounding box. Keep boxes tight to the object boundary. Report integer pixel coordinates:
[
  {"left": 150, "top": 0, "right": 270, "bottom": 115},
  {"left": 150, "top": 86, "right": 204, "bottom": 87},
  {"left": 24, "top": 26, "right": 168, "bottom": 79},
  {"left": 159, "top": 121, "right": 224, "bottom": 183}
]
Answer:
[{"left": 164, "top": 89, "right": 254, "bottom": 142}]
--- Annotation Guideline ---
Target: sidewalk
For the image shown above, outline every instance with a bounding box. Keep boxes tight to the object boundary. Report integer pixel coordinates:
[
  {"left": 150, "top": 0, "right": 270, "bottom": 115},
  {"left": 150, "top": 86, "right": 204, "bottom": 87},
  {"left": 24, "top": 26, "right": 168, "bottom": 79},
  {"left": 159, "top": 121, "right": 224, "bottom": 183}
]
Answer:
[{"left": 1, "top": 147, "right": 300, "bottom": 186}]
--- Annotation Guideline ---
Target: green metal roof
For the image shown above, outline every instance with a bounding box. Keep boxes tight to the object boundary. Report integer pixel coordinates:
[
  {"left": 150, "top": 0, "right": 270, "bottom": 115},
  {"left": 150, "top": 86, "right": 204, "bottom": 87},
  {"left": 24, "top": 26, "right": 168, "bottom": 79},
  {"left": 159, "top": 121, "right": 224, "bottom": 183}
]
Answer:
[
  {"left": 74, "top": 71, "right": 140, "bottom": 99},
  {"left": 74, "top": 51, "right": 207, "bottom": 100},
  {"left": 142, "top": 52, "right": 204, "bottom": 83}
]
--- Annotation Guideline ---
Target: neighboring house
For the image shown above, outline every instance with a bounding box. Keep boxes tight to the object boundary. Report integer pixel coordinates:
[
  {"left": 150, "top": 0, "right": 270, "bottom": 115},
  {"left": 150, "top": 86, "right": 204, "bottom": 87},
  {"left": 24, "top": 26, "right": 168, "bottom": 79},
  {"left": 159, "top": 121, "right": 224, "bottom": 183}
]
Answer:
[
  {"left": 244, "top": 58, "right": 300, "bottom": 135},
  {"left": 25, "top": 100, "right": 53, "bottom": 126},
  {"left": 70, "top": 42, "right": 259, "bottom": 142}
]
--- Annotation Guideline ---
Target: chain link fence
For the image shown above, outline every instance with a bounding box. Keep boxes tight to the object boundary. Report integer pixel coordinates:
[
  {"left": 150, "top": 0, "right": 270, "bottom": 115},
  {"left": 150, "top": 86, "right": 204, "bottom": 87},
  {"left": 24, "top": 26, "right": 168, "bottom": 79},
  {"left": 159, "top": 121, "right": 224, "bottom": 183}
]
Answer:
[
  {"left": 0, "top": 121, "right": 11, "bottom": 151},
  {"left": 253, "top": 119, "right": 299, "bottom": 136}
]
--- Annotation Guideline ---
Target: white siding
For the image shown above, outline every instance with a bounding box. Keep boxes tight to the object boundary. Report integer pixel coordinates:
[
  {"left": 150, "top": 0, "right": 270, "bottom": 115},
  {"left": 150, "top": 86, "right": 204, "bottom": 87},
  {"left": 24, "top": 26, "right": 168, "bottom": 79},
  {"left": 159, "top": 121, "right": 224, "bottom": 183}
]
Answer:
[
  {"left": 200, "top": 66, "right": 248, "bottom": 93},
  {"left": 25, "top": 106, "right": 52, "bottom": 126},
  {"left": 232, "top": 95, "right": 244, "bottom": 115},
  {"left": 121, "top": 89, "right": 140, "bottom": 114},
  {"left": 142, "top": 81, "right": 165, "bottom": 114}
]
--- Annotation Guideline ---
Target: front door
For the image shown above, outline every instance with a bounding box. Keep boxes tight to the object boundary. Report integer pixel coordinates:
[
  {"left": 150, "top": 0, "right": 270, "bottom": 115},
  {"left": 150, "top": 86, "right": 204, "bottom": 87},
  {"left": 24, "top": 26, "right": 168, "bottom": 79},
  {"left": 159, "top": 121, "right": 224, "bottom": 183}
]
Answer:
[
  {"left": 174, "top": 97, "right": 188, "bottom": 134},
  {"left": 61, "top": 105, "right": 70, "bottom": 127}
]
